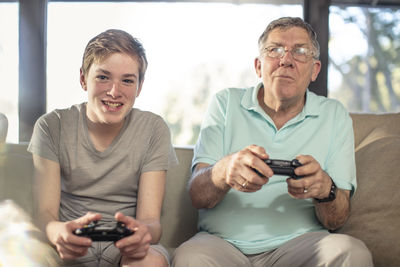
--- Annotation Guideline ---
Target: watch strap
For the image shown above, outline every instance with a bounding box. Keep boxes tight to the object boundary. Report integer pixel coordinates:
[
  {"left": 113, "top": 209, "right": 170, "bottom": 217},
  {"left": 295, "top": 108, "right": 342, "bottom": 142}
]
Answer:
[{"left": 314, "top": 178, "right": 337, "bottom": 203}]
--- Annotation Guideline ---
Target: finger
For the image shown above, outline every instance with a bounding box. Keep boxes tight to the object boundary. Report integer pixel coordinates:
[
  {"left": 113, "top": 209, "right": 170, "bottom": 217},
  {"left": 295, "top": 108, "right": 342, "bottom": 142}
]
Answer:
[
  {"left": 67, "top": 233, "right": 92, "bottom": 246},
  {"left": 120, "top": 242, "right": 150, "bottom": 257},
  {"left": 114, "top": 213, "right": 140, "bottom": 232},
  {"left": 246, "top": 144, "right": 268, "bottom": 157},
  {"left": 115, "top": 227, "right": 143, "bottom": 249},
  {"left": 115, "top": 212, "right": 134, "bottom": 225},
  {"left": 288, "top": 185, "right": 307, "bottom": 195},
  {"left": 57, "top": 242, "right": 89, "bottom": 259},
  {"left": 75, "top": 212, "right": 102, "bottom": 226},
  {"left": 234, "top": 179, "right": 262, "bottom": 192},
  {"left": 246, "top": 157, "right": 274, "bottom": 179}
]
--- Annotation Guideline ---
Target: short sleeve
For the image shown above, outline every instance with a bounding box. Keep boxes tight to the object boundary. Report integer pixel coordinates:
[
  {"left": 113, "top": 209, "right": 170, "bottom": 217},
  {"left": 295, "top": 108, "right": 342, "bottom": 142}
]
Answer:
[
  {"left": 27, "top": 111, "right": 61, "bottom": 163},
  {"left": 325, "top": 105, "right": 356, "bottom": 194},
  {"left": 142, "top": 117, "right": 178, "bottom": 173},
  {"left": 192, "top": 91, "right": 228, "bottom": 170}
]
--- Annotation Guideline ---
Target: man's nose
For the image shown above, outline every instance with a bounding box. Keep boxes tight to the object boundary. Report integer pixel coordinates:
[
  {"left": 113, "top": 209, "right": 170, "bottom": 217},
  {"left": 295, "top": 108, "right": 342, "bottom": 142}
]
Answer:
[{"left": 279, "top": 50, "right": 294, "bottom": 67}]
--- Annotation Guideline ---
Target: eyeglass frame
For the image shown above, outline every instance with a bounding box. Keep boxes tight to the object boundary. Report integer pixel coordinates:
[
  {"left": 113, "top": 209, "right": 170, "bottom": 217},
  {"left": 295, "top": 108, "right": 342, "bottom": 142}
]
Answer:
[{"left": 261, "top": 45, "right": 318, "bottom": 63}]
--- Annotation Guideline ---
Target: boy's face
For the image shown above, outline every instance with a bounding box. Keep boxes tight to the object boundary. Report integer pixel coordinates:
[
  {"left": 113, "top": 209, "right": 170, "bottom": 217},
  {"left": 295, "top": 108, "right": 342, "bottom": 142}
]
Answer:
[{"left": 80, "top": 52, "right": 142, "bottom": 126}]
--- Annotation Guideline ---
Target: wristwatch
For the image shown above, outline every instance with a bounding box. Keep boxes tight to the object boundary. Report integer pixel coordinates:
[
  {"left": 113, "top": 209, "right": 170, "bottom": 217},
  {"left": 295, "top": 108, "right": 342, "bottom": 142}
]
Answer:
[{"left": 314, "top": 178, "right": 337, "bottom": 203}]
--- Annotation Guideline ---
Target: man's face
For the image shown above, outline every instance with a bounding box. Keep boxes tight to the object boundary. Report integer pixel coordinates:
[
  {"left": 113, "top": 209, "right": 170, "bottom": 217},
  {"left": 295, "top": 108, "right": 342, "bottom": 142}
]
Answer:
[
  {"left": 80, "top": 52, "right": 142, "bottom": 126},
  {"left": 255, "top": 27, "right": 321, "bottom": 103}
]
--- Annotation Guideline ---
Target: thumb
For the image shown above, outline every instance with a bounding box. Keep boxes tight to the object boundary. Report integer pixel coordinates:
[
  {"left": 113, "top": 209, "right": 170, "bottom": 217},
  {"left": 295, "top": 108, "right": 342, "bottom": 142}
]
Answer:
[
  {"left": 75, "top": 212, "right": 102, "bottom": 226},
  {"left": 115, "top": 212, "right": 139, "bottom": 231}
]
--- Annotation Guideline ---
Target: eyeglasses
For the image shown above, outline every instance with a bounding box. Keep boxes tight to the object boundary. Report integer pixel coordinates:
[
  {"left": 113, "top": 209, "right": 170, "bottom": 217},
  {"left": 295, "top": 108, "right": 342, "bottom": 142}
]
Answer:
[{"left": 262, "top": 46, "right": 316, "bottom": 63}]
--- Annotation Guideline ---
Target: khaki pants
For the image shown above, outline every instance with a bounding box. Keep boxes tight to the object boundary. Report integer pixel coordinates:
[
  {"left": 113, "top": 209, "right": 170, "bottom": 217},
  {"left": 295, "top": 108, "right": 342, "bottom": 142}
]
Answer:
[
  {"left": 62, "top": 243, "right": 170, "bottom": 267},
  {"left": 172, "top": 232, "right": 373, "bottom": 267}
]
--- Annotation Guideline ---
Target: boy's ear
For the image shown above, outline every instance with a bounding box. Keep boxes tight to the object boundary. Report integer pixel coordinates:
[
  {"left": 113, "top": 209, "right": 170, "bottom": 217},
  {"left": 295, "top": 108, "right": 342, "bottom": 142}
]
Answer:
[
  {"left": 136, "top": 80, "right": 144, "bottom": 97},
  {"left": 80, "top": 69, "right": 87, "bottom": 91}
]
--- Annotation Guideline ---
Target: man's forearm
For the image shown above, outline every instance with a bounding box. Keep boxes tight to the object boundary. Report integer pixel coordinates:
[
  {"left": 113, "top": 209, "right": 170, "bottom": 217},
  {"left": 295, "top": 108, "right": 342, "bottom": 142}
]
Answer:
[
  {"left": 314, "top": 189, "right": 350, "bottom": 231},
  {"left": 189, "top": 161, "right": 231, "bottom": 209}
]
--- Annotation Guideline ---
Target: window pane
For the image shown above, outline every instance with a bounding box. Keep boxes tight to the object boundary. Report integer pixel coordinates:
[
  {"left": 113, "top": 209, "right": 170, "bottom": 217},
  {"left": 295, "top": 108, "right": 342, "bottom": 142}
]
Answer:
[
  {"left": 0, "top": 3, "right": 19, "bottom": 143},
  {"left": 328, "top": 6, "right": 400, "bottom": 113},
  {"left": 47, "top": 2, "right": 302, "bottom": 145}
]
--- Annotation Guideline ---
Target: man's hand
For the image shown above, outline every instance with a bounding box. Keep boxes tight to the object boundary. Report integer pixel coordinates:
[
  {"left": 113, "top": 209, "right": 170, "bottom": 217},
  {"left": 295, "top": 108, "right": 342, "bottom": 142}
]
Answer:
[
  {"left": 47, "top": 212, "right": 102, "bottom": 260},
  {"left": 190, "top": 145, "right": 274, "bottom": 209},
  {"left": 221, "top": 145, "right": 274, "bottom": 192},
  {"left": 114, "top": 212, "right": 152, "bottom": 260},
  {"left": 286, "top": 155, "right": 333, "bottom": 199}
]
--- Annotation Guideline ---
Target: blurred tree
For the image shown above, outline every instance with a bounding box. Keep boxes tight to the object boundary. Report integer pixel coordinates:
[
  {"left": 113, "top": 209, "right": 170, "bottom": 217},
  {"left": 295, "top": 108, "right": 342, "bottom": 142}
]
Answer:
[{"left": 329, "top": 7, "right": 400, "bottom": 113}]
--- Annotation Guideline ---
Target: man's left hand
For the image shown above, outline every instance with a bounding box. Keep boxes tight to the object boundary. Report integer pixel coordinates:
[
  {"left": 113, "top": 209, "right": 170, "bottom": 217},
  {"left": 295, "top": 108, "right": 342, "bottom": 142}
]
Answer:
[{"left": 286, "top": 155, "right": 332, "bottom": 200}]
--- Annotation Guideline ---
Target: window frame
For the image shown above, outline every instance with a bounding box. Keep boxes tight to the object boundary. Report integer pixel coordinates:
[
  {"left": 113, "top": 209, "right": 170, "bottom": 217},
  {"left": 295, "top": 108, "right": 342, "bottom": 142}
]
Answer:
[{"left": 2, "top": 0, "right": 399, "bottom": 142}]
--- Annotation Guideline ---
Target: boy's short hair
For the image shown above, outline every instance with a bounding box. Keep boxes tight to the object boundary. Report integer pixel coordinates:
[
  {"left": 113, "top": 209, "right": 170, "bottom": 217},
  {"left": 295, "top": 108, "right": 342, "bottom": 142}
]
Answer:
[{"left": 81, "top": 29, "right": 148, "bottom": 83}]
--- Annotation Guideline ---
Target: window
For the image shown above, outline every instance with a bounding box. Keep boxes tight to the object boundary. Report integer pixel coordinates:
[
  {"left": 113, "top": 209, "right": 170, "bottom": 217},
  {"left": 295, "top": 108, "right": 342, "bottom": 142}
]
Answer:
[
  {"left": 47, "top": 2, "right": 302, "bottom": 145},
  {"left": 328, "top": 6, "right": 400, "bottom": 113},
  {"left": 0, "top": 2, "right": 18, "bottom": 143}
]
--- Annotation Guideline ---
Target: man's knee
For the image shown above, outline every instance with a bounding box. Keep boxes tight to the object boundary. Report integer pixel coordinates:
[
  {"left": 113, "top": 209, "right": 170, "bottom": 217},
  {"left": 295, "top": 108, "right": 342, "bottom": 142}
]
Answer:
[
  {"left": 172, "top": 234, "right": 251, "bottom": 267},
  {"left": 172, "top": 240, "right": 212, "bottom": 267},
  {"left": 322, "top": 234, "right": 373, "bottom": 267}
]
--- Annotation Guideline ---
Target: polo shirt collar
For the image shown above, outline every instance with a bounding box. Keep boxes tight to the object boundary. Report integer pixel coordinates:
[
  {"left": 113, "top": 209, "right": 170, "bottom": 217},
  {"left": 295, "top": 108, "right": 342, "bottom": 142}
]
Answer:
[{"left": 241, "top": 82, "right": 320, "bottom": 120}]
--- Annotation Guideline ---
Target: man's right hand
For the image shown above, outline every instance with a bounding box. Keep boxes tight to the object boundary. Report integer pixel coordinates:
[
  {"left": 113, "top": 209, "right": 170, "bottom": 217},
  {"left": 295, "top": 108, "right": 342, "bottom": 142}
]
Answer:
[
  {"left": 220, "top": 145, "right": 273, "bottom": 192},
  {"left": 46, "top": 212, "right": 102, "bottom": 260},
  {"left": 190, "top": 145, "right": 273, "bottom": 209}
]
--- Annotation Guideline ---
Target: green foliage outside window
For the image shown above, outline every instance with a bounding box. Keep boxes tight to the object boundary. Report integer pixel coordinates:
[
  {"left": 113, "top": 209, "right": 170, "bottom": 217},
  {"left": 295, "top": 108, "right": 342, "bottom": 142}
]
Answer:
[{"left": 329, "top": 6, "right": 400, "bottom": 113}]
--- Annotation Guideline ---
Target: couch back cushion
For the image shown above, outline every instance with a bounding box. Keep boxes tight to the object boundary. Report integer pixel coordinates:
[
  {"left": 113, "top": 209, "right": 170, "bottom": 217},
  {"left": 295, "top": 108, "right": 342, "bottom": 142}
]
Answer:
[
  {"left": 160, "top": 147, "right": 197, "bottom": 254},
  {"left": 336, "top": 113, "right": 400, "bottom": 267}
]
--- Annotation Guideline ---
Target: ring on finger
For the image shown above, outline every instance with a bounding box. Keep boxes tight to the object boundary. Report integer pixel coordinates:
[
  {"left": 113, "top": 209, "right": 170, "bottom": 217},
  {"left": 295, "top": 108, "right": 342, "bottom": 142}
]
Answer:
[
  {"left": 242, "top": 181, "right": 249, "bottom": 188},
  {"left": 303, "top": 188, "right": 308, "bottom": 193}
]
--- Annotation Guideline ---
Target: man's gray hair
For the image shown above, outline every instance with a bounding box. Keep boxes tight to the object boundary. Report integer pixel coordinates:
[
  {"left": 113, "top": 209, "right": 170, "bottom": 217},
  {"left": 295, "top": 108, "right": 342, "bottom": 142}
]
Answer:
[{"left": 258, "top": 17, "right": 320, "bottom": 59}]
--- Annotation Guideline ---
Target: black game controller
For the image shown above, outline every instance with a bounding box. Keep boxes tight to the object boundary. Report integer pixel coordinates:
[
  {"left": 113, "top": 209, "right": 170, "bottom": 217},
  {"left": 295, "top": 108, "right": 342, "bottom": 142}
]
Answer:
[
  {"left": 74, "top": 221, "right": 133, "bottom": 242},
  {"left": 253, "top": 159, "right": 302, "bottom": 179}
]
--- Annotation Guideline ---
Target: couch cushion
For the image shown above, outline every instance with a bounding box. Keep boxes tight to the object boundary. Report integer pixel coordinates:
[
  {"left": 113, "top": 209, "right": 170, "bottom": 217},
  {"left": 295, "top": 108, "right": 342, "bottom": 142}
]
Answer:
[
  {"left": 351, "top": 113, "right": 400, "bottom": 148},
  {"left": 0, "top": 143, "right": 33, "bottom": 217},
  {"left": 337, "top": 134, "right": 400, "bottom": 267},
  {"left": 160, "top": 147, "right": 198, "bottom": 255}
]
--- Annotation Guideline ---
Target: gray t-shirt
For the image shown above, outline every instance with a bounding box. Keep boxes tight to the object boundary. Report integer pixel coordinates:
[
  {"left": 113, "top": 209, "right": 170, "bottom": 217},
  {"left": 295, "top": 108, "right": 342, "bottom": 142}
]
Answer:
[{"left": 28, "top": 103, "right": 177, "bottom": 222}]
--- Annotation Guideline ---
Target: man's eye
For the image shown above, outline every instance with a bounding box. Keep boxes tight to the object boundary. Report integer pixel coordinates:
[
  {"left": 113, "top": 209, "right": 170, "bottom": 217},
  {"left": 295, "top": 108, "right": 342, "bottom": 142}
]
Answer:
[
  {"left": 294, "top": 47, "right": 308, "bottom": 55},
  {"left": 269, "top": 47, "right": 283, "bottom": 53}
]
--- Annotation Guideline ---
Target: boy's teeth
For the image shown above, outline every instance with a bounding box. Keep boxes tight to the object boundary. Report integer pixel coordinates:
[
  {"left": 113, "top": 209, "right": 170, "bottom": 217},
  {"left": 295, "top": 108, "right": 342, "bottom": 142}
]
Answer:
[{"left": 104, "top": 101, "right": 121, "bottom": 107}]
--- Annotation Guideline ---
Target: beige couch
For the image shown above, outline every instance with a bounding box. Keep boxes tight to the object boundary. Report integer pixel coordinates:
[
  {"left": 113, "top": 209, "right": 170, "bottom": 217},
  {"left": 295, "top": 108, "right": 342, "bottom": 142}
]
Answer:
[{"left": 1, "top": 113, "right": 400, "bottom": 267}]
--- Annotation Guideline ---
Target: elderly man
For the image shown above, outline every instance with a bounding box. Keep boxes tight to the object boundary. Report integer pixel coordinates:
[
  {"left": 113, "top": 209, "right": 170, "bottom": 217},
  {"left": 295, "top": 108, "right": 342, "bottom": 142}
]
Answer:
[{"left": 172, "top": 17, "right": 373, "bottom": 267}]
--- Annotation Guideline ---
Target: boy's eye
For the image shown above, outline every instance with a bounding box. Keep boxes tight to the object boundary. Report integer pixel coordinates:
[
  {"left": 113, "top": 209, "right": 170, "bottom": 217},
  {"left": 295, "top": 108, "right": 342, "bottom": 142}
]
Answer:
[
  {"left": 123, "top": 79, "right": 134, "bottom": 84},
  {"left": 97, "top": 75, "right": 108, "bottom": 80}
]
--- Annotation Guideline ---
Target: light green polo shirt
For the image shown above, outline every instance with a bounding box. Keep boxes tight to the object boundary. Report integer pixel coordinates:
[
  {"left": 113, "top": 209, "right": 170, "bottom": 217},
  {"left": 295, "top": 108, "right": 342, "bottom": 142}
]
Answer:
[{"left": 192, "top": 83, "right": 356, "bottom": 254}]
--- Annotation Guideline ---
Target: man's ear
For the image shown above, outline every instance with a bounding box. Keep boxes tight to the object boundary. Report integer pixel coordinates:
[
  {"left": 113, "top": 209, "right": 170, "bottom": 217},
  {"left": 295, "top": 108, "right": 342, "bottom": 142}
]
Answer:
[
  {"left": 80, "top": 68, "right": 87, "bottom": 91},
  {"left": 254, "top": 57, "right": 262, "bottom": 78},
  {"left": 310, "top": 60, "right": 321, "bottom": 82}
]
